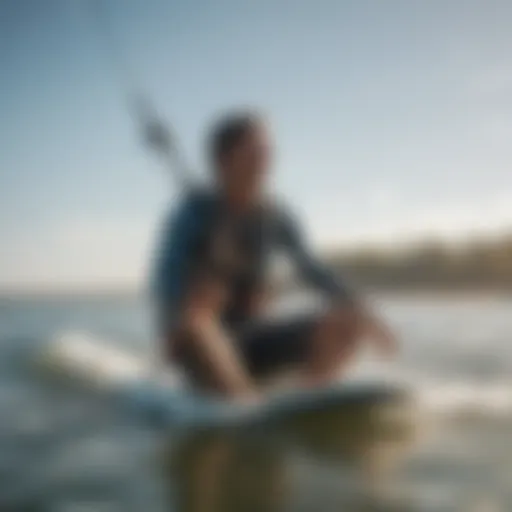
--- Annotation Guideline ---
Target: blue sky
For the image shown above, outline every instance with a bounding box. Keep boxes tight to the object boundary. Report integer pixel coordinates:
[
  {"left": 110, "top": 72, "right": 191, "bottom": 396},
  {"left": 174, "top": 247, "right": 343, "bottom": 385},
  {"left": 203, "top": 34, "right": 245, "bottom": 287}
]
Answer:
[{"left": 1, "top": 0, "right": 512, "bottom": 290}]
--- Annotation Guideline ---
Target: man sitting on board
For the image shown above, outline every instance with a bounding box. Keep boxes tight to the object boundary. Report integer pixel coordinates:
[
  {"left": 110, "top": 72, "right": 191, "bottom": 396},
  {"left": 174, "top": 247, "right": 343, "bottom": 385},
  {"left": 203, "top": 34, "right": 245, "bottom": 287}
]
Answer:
[{"left": 151, "top": 111, "right": 395, "bottom": 401}]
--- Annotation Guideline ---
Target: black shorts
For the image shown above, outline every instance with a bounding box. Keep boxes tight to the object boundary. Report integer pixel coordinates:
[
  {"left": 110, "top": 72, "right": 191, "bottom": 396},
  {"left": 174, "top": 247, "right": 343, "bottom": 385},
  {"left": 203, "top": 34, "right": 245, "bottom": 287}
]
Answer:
[{"left": 176, "top": 314, "right": 320, "bottom": 390}]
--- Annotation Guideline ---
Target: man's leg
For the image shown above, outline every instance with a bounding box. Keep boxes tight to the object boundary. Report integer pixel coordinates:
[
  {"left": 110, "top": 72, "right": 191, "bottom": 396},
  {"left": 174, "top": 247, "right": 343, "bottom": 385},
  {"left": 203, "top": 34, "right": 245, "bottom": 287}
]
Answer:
[
  {"left": 238, "top": 306, "right": 363, "bottom": 386},
  {"left": 302, "top": 305, "right": 363, "bottom": 386}
]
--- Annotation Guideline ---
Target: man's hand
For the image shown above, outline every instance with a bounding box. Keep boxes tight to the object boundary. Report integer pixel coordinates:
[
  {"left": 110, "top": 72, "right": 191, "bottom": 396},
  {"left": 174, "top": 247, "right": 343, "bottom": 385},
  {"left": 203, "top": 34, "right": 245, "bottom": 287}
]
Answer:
[
  {"left": 233, "top": 388, "right": 262, "bottom": 406},
  {"left": 331, "top": 301, "right": 397, "bottom": 357},
  {"left": 362, "top": 311, "right": 397, "bottom": 357}
]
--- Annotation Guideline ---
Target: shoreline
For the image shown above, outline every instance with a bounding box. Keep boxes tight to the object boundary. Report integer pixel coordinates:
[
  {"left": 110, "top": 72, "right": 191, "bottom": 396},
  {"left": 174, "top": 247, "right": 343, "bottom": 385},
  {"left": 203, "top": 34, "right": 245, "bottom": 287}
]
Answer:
[
  {"left": 0, "top": 286, "right": 511, "bottom": 302},
  {"left": 363, "top": 287, "right": 512, "bottom": 300}
]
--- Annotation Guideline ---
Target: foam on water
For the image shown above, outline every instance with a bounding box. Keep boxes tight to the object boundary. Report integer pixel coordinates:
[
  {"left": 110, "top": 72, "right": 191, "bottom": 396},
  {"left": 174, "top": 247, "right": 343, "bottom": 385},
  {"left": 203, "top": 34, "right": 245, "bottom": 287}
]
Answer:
[
  {"left": 414, "top": 379, "right": 512, "bottom": 419},
  {"left": 350, "top": 359, "right": 512, "bottom": 420}
]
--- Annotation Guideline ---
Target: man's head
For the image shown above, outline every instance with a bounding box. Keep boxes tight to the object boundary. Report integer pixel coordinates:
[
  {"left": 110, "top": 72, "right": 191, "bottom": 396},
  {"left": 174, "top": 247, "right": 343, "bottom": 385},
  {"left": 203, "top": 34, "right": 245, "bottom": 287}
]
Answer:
[{"left": 208, "top": 111, "right": 272, "bottom": 208}]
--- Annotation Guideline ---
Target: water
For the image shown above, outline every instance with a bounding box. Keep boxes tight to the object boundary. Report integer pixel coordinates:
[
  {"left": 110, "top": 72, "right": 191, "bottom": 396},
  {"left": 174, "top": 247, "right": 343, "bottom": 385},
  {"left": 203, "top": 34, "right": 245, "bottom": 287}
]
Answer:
[{"left": 0, "top": 294, "right": 511, "bottom": 511}]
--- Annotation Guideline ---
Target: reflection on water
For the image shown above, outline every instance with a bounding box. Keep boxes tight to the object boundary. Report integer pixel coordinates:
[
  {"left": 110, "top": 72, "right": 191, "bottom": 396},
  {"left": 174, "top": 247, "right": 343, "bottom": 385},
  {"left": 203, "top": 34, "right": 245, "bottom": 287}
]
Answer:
[
  {"left": 168, "top": 433, "right": 287, "bottom": 512},
  {"left": 165, "top": 393, "right": 417, "bottom": 512}
]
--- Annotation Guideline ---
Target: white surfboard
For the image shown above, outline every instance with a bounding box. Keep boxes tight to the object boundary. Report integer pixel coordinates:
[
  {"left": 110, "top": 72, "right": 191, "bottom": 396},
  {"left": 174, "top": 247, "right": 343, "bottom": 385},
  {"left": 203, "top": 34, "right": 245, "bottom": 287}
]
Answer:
[{"left": 34, "top": 330, "right": 415, "bottom": 435}]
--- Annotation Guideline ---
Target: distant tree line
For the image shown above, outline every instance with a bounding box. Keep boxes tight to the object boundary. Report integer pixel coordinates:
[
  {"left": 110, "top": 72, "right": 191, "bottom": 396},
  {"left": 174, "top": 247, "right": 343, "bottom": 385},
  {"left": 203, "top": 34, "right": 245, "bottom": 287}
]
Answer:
[{"left": 322, "top": 233, "right": 512, "bottom": 291}]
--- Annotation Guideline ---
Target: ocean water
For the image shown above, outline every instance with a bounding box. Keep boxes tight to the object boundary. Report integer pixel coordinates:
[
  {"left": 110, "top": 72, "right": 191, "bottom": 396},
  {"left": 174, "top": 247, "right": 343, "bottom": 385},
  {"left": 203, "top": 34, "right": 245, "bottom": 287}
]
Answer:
[{"left": 0, "top": 294, "right": 511, "bottom": 511}]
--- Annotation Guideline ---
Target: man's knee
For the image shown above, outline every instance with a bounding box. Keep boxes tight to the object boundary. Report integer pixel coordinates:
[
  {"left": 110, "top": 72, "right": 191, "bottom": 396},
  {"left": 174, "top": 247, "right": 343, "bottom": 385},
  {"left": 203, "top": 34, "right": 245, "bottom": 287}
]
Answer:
[{"left": 317, "top": 304, "right": 362, "bottom": 343}]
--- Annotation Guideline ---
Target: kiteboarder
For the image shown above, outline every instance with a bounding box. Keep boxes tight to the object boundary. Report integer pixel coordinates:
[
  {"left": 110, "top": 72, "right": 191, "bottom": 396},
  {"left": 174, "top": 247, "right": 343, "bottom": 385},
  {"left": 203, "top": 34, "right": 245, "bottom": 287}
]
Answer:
[{"left": 151, "top": 111, "right": 396, "bottom": 400}]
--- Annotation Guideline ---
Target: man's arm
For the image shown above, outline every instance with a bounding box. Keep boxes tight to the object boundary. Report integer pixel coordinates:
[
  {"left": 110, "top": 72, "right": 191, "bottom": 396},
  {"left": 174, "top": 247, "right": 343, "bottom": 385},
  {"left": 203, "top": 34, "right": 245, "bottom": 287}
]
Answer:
[
  {"left": 150, "top": 191, "right": 208, "bottom": 362},
  {"left": 276, "top": 207, "right": 355, "bottom": 302},
  {"left": 277, "top": 206, "right": 396, "bottom": 354},
  {"left": 181, "top": 275, "right": 257, "bottom": 398},
  {"left": 151, "top": 193, "right": 204, "bottom": 310}
]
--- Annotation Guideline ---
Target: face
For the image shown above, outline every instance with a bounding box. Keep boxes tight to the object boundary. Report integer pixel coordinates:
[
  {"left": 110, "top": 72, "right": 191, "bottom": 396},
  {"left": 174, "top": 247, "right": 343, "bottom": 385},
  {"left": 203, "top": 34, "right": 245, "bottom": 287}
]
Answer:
[{"left": 218, "top": 122, "right": 272, "bottom": 207}]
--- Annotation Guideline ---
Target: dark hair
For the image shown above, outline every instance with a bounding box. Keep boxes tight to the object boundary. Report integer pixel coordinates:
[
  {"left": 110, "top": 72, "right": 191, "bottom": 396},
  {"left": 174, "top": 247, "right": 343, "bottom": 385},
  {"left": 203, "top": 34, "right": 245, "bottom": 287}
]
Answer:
[{"left": 208, "top": 111, "right": 262, "bottom": 167}]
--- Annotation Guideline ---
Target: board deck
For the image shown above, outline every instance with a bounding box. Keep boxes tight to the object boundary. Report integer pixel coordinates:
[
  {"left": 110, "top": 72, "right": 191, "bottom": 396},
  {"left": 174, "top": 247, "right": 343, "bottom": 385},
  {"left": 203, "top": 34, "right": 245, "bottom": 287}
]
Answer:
[{"left": 123, "top": 378, "right": 409, "bottom": 429}]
